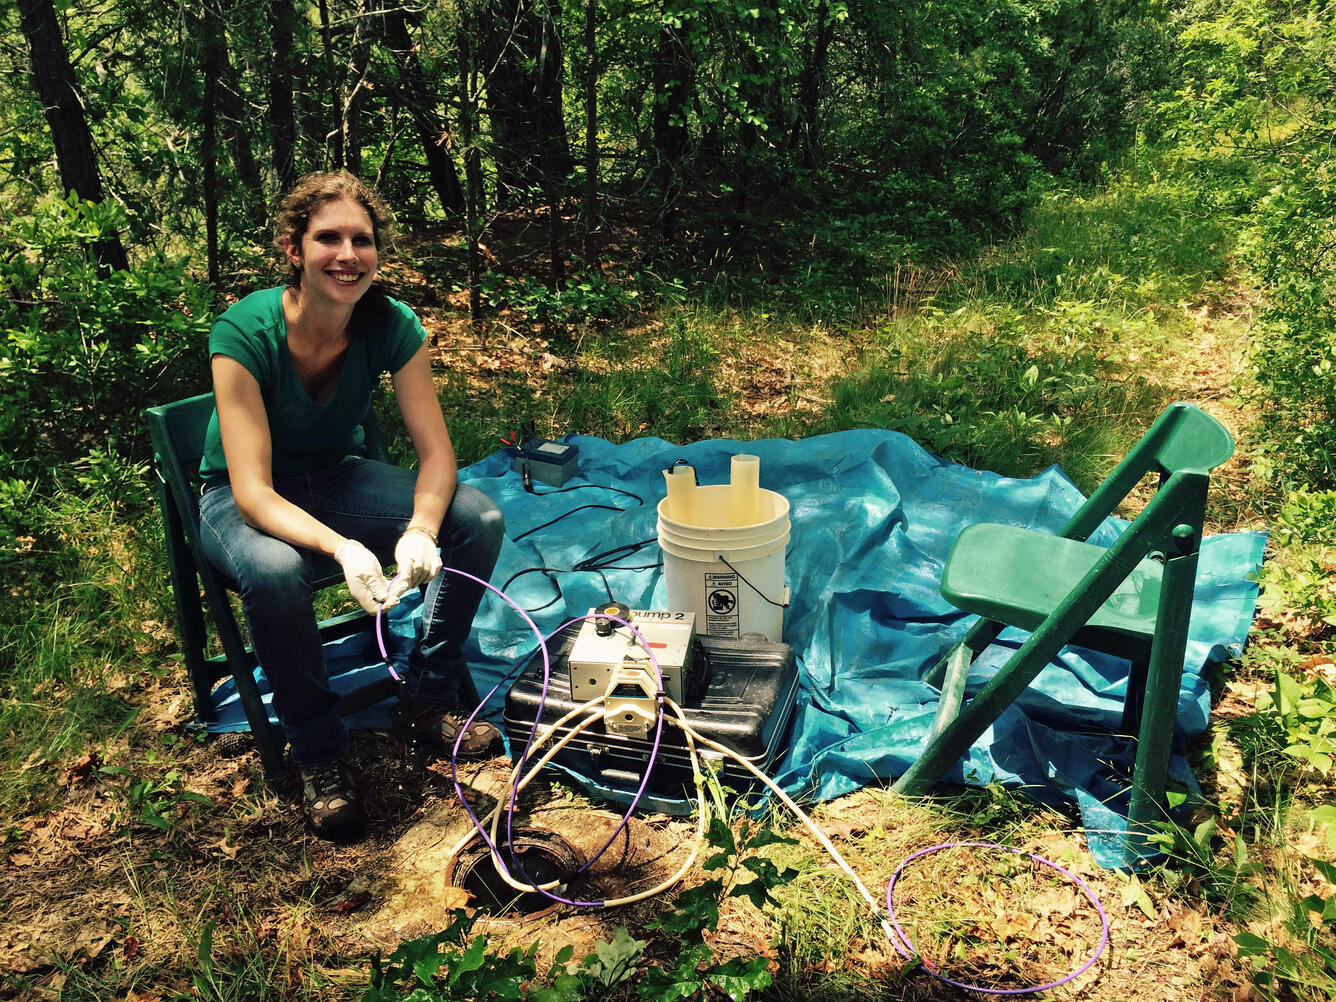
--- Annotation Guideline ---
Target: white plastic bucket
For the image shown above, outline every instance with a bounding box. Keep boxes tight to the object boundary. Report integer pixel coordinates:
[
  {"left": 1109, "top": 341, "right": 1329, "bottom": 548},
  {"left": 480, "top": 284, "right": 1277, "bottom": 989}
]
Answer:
[{"left": 657, "top": 484, "right": 790, "bottom": 642}]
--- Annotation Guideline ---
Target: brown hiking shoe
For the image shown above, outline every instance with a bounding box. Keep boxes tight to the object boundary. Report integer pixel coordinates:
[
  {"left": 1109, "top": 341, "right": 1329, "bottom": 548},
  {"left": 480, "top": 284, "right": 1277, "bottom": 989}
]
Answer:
[
  {"left": 392, "top": 696, "right": 504, "bottom": 761},
  {"left": 299, "top": 759, "right": 365, "bottom": 841}
]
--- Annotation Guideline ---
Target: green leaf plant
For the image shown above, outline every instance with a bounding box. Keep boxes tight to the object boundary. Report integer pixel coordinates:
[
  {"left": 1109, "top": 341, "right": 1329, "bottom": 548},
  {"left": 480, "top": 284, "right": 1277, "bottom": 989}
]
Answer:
[
  {"left": 637, "top": 814, "right": 796, "bottom": 1002},
  {"left": 361, "top": 802, "right": 793, "bottom": 1002},
  {"left": 1233, "top": 857, "right": 1336, "bottom": 999},
  {"left": 1256, "top": 672, "right": 1336, "bottom": 778}
]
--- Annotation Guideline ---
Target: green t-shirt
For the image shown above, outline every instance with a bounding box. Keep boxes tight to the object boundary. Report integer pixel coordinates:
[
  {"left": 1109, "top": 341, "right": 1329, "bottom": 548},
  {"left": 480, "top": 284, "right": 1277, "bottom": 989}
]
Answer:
[{"left": 199, "top": 287, "right": 426, "bottom": 482}]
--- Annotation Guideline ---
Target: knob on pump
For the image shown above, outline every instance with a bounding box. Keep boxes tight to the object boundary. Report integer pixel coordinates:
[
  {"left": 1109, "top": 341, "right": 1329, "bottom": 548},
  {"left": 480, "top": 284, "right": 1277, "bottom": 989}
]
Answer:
[{"left": 594, "top": 602, "right": 632, "bottom": 637}]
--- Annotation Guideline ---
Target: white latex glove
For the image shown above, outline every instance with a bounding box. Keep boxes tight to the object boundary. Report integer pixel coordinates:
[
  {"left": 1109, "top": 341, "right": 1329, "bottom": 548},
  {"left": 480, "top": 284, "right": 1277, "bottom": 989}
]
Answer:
[
  {"left": 335, "top": 539, "right": 393, "bottom": 614},
  {"left": 387, "top": 527, "right": 443, "bottom": 605}
]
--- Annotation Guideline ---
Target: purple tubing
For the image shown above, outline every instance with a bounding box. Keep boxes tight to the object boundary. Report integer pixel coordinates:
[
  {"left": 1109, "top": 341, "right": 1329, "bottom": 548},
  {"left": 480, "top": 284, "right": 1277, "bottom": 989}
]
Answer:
[
  {"left": 376, "top": 571, "right": 668, "bottom": 908},
  {"left": 373, "top": 604, "right": 403, "bottom": 683},
  {"left": 503, "top": 611, "right": 667, "bottom": 898},
  {"left": 884, "top": 841, "right": 1110, "bottom": 995}
]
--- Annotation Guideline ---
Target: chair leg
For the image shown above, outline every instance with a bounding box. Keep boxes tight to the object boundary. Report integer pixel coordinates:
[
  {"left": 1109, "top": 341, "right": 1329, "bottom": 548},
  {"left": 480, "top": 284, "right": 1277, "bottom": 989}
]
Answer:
[
  {"left": 230, "top": 663, "right": 287, "bottom": 785},
  {"left": 923, "top": 618, "right": 1004, "bottom": 688},
  {"left": 894, "top": 616, "right": 1078, "bottom": 796},
  {"left": 1122, "top": 656, "right": 1149, "bottom": 735},
  {"left": 927, "top": 644, "right": 973, "bottom": 743},
  {"left": 1124, "top": 533, "right": 1199, "bottom": 866}
]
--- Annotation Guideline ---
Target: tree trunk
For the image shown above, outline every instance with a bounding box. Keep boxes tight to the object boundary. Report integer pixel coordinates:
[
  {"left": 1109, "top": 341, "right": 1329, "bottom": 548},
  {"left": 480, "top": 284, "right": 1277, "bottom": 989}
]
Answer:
[
  {"left": 535, "top": 0, "right": 572, "bottom": 187},
  {"left": 582, "top": 0, "right": 598, "bottom": 263},
  {"left": 269, "top": 0, "right": 299, "bottom": 191},
  {"left": 792, "top": 0, "right": 832, "bottom": 169},
  {"left": 538, "top": 14, "right": 564, "bottom": 294},
  {"left": 317, "top": 0, "right": 342, "bottom": 168},
  {"left": 217, "top": 34, "right": 268, "bottom": 233},
  {"left": 17, "top": 0, "right": 128, "bottom": 273},
  {"left": 202, "top": 0, "right": 223, "bottom": 286},
  {"left": 457, "top": 16, "right": 484, "bottom": 319},
  {"left": 343, "top": 0, "right": 378, "bottom": 177},
  {"left": 651, "top": 17, "right": 692, "bottom": 244},
  {"left": 384, "top": 6, "right": 466, "bottom": 217},
  {"left": 484, "top": 0, "right": 572, "bottom": 203}
]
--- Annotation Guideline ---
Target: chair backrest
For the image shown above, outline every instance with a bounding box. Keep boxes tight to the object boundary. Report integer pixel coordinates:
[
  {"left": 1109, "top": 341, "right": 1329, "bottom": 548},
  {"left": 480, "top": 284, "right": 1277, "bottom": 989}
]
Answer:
[
  {"left": 146, "top": 393, "right": 216, "bottom": 536},
  {"left": 1140, "top": 401, "right": 1236, "bottom": 476},
  {"left": 1062, "top": 402, "right": 1234, "bottom": 542},
  {"left": 147, "top": 392, "right": 392, "bottom": 494}
]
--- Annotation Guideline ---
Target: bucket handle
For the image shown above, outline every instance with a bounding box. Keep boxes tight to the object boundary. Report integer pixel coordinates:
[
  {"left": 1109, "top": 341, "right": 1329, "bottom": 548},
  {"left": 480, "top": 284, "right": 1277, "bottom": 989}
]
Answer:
[
  {"left": 719, "top": 554, "right": 789, "bottom": 609},
  {"left": 666, "top": 458, "right": 698, "bottom": 484}
]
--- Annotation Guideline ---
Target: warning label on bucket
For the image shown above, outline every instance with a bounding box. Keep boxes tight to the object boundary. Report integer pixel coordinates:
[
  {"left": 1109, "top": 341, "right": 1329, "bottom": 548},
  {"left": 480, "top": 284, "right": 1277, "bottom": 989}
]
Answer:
[{"left": 705, "top": 571, "right": 740, "bottom": 638}]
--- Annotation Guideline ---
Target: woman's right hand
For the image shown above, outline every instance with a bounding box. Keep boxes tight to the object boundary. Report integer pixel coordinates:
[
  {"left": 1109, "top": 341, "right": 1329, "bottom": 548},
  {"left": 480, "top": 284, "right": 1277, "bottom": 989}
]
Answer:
[{"left": 335, "top": 539, "right": 394, "bottom": 614}]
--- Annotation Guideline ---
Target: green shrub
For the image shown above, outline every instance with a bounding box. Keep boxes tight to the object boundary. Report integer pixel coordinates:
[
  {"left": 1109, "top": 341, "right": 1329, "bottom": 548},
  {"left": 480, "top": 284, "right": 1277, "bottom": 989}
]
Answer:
[
  {"left": 1254, "top": 490, "right": 1336, "bottom": 637},
  {"left": 1161, "top": 0, "right": 1336, "bottom": 487},
  {"left": 0, "top": 192, "right": 212, "bottom": 481}
]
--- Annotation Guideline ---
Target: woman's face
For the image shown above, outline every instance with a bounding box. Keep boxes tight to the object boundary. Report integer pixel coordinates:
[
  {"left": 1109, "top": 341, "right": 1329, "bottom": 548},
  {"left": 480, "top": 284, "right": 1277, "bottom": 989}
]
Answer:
[{"left": 284, "top": 197, "right": 378, "bottom": 306}]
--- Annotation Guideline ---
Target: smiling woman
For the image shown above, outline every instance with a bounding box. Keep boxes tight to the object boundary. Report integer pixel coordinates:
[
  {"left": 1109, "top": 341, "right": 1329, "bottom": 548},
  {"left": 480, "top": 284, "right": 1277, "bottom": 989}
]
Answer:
[
  {"left": 194, "top": 171, "right": 506, "bottom": 842},
  {"left": 284, "top": 198, "right": 379, "bottom": 313},
  {"left": 279, "top": 196, "right": 380, "bottom": 404}
]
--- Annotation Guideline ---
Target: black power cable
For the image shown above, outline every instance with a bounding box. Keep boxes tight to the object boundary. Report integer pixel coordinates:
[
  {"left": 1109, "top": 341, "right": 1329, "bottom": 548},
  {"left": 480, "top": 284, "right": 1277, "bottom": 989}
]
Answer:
[{"left": 501, "top": 537, "right": 662, "bottom": 613}]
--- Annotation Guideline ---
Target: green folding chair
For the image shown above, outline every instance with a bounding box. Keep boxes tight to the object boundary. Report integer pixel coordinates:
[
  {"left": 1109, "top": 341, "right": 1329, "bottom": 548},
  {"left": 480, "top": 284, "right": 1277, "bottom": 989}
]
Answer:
[
  {"left": 146, "top": 392, "right": 400, "bottom": 785},
  {"left": 892, "top": 402, "right": 1235, "bottom": 866}
]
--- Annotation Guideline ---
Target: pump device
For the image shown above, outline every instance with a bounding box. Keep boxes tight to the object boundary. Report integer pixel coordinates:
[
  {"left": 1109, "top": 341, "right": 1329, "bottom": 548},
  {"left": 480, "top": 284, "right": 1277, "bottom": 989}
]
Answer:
[{"left": 568, "top": 605, "right": 698, "bottom": 737}]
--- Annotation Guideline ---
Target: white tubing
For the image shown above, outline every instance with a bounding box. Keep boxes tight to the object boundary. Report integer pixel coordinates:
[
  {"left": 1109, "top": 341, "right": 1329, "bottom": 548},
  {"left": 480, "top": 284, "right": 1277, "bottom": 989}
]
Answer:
[
  {"left": 730, "top": 454, "right": 762, "bottom": 527},
  {"left": 666, "top": 701, "right": 899, "bottom": 946},
  {"left": 461, "top": 695, "right": 710, "bottom": 907},
  {"left": 460, "top": 685, "right": 891, "bottom": 934},
  {"left": 663, "top": 465, "right": 699, "bottom": 525},
  {"left": 452, "top": 610, "right": 892, "bottom": 934}
]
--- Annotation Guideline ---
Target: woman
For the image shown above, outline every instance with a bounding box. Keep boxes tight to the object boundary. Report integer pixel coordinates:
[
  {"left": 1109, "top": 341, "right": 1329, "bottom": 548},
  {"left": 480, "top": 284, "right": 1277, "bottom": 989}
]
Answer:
[{"left": 197, "top": 171, "right": 504, "bottom": 840}]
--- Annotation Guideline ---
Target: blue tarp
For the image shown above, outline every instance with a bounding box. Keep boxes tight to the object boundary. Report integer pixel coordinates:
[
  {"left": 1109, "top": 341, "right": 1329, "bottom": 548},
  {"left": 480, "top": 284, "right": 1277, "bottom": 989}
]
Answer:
[{"left": 207, "top": 429, "right": 1266, "bottom": 867}]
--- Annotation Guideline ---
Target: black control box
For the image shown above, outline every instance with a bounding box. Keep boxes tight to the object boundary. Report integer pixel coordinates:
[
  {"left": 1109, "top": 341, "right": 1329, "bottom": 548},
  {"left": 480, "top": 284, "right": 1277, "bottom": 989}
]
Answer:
[{"left": 512, "top": 438, "right": 578, "bottom": 487}]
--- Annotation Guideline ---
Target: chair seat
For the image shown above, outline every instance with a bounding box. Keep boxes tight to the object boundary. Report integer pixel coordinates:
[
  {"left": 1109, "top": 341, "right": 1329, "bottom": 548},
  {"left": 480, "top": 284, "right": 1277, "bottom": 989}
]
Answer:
[{"left": 941, "top": 522, "right": 1163, "bottom": 660}]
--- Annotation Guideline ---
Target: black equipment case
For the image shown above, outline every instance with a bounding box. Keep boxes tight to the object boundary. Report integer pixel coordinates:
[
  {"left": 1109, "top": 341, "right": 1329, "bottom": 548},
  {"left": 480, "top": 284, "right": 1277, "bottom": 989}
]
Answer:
[{"left": 503, "top": 623, "right": 800, "bottom": 801}]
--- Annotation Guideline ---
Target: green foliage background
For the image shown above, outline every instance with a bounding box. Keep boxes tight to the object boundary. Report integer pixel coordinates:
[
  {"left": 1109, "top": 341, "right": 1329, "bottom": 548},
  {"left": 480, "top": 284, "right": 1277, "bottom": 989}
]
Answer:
[{"left": 0, "top": 0, "right": 1193, "bottom": 563}]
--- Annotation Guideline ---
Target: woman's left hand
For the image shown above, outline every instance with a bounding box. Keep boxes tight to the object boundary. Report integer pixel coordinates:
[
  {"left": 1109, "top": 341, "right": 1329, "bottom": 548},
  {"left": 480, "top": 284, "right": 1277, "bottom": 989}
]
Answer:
[{"left": 393, "top": 526, "right": 443, "bottom": 591}]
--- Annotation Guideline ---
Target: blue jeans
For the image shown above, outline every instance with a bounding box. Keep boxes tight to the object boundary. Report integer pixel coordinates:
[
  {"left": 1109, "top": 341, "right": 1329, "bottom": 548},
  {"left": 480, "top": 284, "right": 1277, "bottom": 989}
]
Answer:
[{"left": 198, "top": 458, "right": 504, "bottom": 768}]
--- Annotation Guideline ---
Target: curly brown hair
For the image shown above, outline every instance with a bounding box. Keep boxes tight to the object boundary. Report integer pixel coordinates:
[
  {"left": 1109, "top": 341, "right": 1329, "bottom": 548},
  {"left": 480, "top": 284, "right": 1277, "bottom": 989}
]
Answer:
[{"left": 274, "top": 171, "right": 394, "bottom": 286}]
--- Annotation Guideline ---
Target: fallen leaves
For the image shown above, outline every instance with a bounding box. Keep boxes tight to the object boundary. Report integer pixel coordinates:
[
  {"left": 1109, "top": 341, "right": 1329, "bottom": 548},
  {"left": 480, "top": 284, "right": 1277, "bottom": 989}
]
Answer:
[
  {"left": 1164, "top": 901, "right": 1206, "bottom": 949},
  {"left": 885, "top": 845, "right": 1109, "bottom": 992},
  {"left": 0, "top": 888, "right": 132, "bottom": 976},
  {"left": 58, "top": 818, "right": 102, "bottom": 841},
  {"left": 1300, "top": 653, "right": 1336, "bottom": 686},
  {"left": 59, "top": 752, "right": 98, "bottom": 786},
  {"left": 816, "top": 818, "right": 867, "bottom": 840},
  {"left": 211, "top": 833, "right": 240, "bottom": 860},
  {"left": 142, "top": 693, "right": 192, "bottom": 733},
  {"left": 325, "top": 890, "right": 373, "bottom": 915}
]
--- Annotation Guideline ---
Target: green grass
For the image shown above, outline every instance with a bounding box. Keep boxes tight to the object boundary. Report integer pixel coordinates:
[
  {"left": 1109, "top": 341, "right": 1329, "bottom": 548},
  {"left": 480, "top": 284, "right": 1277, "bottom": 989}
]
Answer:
[
  {"left": 796, "top": 304, "right": 1165, "bottom": 491},
  {"left": 962, "top": 171, "right": 1236, "bottom": 309},
  {"left": 0, "top": 484, "right": 178, "bottom": 816}
]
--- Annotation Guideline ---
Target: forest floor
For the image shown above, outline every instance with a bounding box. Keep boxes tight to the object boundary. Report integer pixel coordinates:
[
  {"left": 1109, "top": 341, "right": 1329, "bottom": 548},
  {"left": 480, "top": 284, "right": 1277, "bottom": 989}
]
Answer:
[{"left": 1, "top": 275, "right": 1319, "bottom": 1002}]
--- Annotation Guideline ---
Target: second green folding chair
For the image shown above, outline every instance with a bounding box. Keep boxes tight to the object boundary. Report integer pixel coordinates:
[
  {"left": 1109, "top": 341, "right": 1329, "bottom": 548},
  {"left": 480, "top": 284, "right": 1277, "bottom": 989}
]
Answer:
[{"left": 893, "top": 402, "right": 1235, "bottom": 867}]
